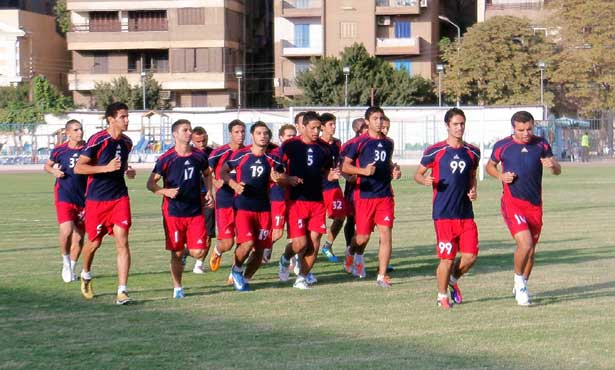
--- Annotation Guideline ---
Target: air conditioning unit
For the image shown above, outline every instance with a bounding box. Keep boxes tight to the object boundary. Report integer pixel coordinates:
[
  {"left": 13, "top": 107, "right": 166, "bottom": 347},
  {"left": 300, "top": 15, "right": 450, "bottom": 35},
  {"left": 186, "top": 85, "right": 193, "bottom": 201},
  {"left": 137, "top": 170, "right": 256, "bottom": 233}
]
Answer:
[
  {"left": 420, "top": 0, "right": 428, "bottom": 7},
  {"left": 159, "top": 90, "right": 171, "bottom": 100},
  {"left": 273, "top": 78, "right": 281, "bottom": 88},
  {"left": 377, "top": 16, "right": 391, "bottom": 26}
]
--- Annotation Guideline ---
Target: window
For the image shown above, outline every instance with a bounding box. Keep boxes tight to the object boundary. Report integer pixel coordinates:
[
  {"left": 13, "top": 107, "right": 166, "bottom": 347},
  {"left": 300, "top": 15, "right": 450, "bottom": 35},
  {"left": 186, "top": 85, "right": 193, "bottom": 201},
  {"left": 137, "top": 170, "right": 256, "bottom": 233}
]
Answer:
[
  {"left": 89, "top": 11, "right": 120, "bottom": 32},
  {"left": 128, "top": 50, "right": 169, "bottom": 73},
  {"left": 295, "top": 61, "right": 310, "bottom": 76},
  {"left": 128, "top": 10, "right": 167, "bottom": 31},
  {"left": 394, "top": 60, "right": 412, "bottom": 74},
  {"left": 295, "top": 24, "right": 310, "bottom": 47},
  {"left": 92, "top": 52, "right": 108, "bottom": 73},
  {"left": 192, "top": 91, "right": 208, "bottom": 107},
  {"left": 177, "top": 8, "right": 205, "bottom": 25},
  {"left": 394, "top": 21, "right": 411, "bottom": 38},
  {"left": 340, "top": 22, "right": 357, "bottom": 39},
  {"left": 296, "top": 0, "right": 310, "bottom": 8}
]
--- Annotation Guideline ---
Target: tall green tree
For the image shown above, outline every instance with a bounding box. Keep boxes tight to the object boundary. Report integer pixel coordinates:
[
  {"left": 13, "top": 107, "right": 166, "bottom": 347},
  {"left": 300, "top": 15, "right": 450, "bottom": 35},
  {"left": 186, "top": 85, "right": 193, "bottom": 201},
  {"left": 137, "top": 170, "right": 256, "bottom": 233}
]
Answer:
[
  {"left": 295, "top": 43, "right": 435, "bottom": 106},
  {"left": 440, "top": 16, "right": 553, "bottom": 106},
  {"left": 91, "top": 74, "right": 166, "bottom": 110},
  {"left": 547, "top": 0, "right": 615, "bottom": 116},
  {"left": 54, "top": 0, "right": 70, "bottom": 34}
]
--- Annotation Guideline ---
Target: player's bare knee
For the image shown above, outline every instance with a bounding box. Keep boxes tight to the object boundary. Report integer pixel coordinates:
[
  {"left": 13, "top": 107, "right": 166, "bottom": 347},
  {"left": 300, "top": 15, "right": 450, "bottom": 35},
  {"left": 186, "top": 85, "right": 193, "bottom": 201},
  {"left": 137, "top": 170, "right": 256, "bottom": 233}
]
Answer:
[
  {"left": 190, "top": 249, "right": 205, "bottom": 260},
  {"left": 355, "top": 234, "right": 370, "bottom": 246}
]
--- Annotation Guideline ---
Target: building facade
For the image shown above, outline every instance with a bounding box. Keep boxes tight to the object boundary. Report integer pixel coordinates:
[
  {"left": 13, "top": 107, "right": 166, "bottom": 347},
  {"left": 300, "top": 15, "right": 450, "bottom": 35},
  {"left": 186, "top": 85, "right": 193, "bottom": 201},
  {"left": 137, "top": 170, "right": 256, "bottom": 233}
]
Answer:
[
  {"left": 66, "top": 0, "right": 245, "bottom": 109},
  {"left": 478, "top": 0, "right": 551, "bottom": 27},
  {"left": 274, "top": 0, "right": 440, "bottom": 99},
  {"left": 0, "top": 9, "right": 70, "bottom": 90}
]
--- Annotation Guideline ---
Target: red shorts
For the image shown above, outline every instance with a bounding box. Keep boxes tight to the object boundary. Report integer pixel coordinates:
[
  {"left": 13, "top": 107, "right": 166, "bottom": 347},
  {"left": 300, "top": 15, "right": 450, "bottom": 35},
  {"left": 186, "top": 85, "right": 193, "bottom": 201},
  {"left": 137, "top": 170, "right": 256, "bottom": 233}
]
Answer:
[
  {"left": 323, "top": 187, "right": 347, "bottom": 219},
  {"left": 216, "top": 207, "right": 235, "bottom": 240},
  {"left": 354, "top": 196, "right": 395, "bottom": 235},
  {"left": 163, "top": 214, "right": 207, "bottom": 251},
  {"left": 501, "top": 197, "right": 543, "bottom": 245},
  {"left": 434, "top": 219, "right": 479, "bottom": 260},
  {"left": 85, "top": 196, "right": 131, "bottom": 242},
  {"left": 235, "top": 210, "right": 272, "bottom": 249},
  {"left": 56, "top": 201, "right": 84, "bottom": 226},
  {"left": 270, "top": 200, "right": 287, "bottom": 230},
  {"left": 287, "top": 200, "right": 326, "bottom": 238}
]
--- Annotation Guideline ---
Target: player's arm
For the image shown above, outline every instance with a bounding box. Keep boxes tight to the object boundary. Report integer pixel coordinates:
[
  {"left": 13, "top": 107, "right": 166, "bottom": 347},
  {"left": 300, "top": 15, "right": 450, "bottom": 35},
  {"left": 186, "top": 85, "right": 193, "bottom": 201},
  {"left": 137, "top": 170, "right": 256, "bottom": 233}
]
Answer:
[
  {"left": 468, "top": 169, "right": 478, "bottom": 201},
  {"left": 220, "top": 162, "right": 244, "bottom": 194},
  {"left": 342, "top": 156, "right": 375, "bottom": 177},
  {"left": 74, "top": 154, "right": 120, "bottom": 175},
  {"left": 414, "top": 165, "right": 433, "bottom": 186},
  {"left": 44, "top": 159, "right": 64, "bottom": 178},
  {"left": 541, "top": 156, "right": 561, "bottom": 175},
  {"left": 486, "top": 159, "right": 516, "bottom": 183},
  {"left": 146, "top": 172, "right": 178, "bottom": 198},
  {"left": 202, "top": 169, "right": 214, "bottom": 207}
]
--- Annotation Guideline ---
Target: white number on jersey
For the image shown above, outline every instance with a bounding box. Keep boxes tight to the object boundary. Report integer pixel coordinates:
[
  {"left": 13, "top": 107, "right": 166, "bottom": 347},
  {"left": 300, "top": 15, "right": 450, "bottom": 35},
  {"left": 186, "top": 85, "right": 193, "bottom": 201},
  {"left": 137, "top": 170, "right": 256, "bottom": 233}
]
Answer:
[
  {"left": 69, "top": 157, "right": 77, "bottom": 168},
  {"left": 307, "top": 154, "right": 314, "bottom": 166},
  {"left": 374, "top": 150, "right": 387, "bottom": 162},
  {"left": 449, "top": 160, "right": 466, "bottom": 174},
  {"left": 250, "top": 165, "right": 264, "bottom": 177},
  {"left": 184, "top": 166, "right": 194, "bottom": 180}
]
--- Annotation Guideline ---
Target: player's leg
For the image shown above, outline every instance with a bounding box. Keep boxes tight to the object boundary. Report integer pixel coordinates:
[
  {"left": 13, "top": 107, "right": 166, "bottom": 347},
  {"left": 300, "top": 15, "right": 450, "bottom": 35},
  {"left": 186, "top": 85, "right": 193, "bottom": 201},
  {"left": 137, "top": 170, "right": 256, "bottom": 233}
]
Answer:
[
  {"left": 193, "top": 206, "right": 215, "bottom": 273},
  {"left": 512, "top": 230, "right": 534, "bottom": 305},
  {"left": 112, "top": 224, "right": 132, "bottom": 304},
  {"left": 69, "top": 221, "right": 84, "bottom": 280},
  {"left": 322, "top": 217, "right": 344, "bottom": 262},
  {"left": 436, "top": 259, "right": 454, "bottom": 309},
  {"left": 210, "top": 207, "right": 235, "bottom": 271},
  {"left": 79, "top": 236, "right": 101, "bottom": 300},
  {"left": 244, "top": 213, "right": 271, "bottom": 281},
  {"left": 170, "top": 250, "right": 185, "bottom": 298},
  {"left": 58, "top": 221, "right": 74, "bottom": 282},
  {"left": 449, "top": 219, "right": 479, "bottom": 304}
]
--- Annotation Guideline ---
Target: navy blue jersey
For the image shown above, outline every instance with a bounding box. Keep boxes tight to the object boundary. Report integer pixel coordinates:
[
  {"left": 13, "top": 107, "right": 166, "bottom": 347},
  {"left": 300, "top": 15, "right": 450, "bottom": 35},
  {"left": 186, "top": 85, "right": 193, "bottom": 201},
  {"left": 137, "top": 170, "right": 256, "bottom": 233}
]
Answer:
[
  {"left": 82, "top": 130, "right": 132, "bottom": 201},
  {"left": 268, "top": 145, "right": 286, "bottom": 202},
  {"left": 280, "top": 137, "right": 332, "bottom": 201},
  {"left": 153, "top": 147, "right": 209, "bottom": 217},
  {"left": 322, "top": 137, "right": 342, "bottom": 191},
  {"left": 343, "top": 133, "right": 394, "bottom": 199},
  {"left": 227, "top": 146, "right": 284, "bottom": 212},
  {"left": 209, "top": 144, "right": 241, "bottom": 209},
  {"left": 198, "top": 145, "right": 213, "bottom": 194},
  {"left": 421, "top": 141, "right": 480, "bottom": 220},
  {"left": 490, "top": 135, "right": 553, "bottom": 206},
  {"left": 49, "top": 142, "right": 86, "bottom": 206}
]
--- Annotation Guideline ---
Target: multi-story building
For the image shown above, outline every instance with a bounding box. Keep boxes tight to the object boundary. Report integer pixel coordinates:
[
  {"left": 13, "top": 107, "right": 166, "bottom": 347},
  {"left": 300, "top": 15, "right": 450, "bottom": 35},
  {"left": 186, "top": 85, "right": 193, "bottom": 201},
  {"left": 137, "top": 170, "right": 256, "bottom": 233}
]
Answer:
[
  {"left": 274, "top": 0, "right": 439, "bottom": 99},
  {"left": 478, "top": 0, "right": 551, "bottom": 29},
  {"left": 66, "top": 0, "right": 245, "bottom": 109},
  {"left": 0, "top": 8, "right": 70, "bottom": 90},
  {"left": 0, "top": 0, "right": 56, "bottom": 16}
]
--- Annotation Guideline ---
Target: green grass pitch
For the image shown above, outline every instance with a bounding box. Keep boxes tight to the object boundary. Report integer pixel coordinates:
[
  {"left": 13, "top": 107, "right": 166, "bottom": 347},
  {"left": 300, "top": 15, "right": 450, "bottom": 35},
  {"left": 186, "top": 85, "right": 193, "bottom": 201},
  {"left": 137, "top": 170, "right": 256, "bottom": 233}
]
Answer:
[{"left": 1, "top": 164, "right": 614, "bottom": 369}]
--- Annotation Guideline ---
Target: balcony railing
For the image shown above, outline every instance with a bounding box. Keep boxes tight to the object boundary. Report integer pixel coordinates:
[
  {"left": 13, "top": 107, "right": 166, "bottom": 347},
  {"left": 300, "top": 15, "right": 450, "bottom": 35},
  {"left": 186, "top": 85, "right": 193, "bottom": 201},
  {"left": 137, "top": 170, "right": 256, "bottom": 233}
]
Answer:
[
  {"left": 71, "top": 19, "right": 168, "bottom": 32},
  {"left": 281, "top": 39, "right": 323, "bottom": 57},
  {"left": 375, "top": 36, "right": 420, "bottom": 55},
  {"left": 486, "top": 0, "right": 549, "bottom": 9},
  {"left": 281, "top": 0, "right": 322, "bottom": 17},
  {"left": 375, "top": 0, "right": 420, "bottom": 15},
  {"left": 376, "top": 0, "right": 418, "bottom": 6}
]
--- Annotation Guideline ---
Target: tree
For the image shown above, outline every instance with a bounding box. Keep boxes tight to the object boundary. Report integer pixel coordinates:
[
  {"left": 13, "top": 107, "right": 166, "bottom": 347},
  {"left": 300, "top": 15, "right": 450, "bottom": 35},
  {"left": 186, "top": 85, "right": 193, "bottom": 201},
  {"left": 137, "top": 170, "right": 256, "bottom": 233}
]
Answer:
[
  {"left": 440, "top": 16, "right": 554, "bottom": 106},
  {"left": 54, "top": 0, "right": 71, "bottom": 34},
  {"left": 32, "top": 76, "right": 73, "bottom": 114},
  {"left": 91, "top": 74, "right": 166, "bottom": 110},
  {"left": 547, "top": 0, "right": 615, "bottom": 116},
  {"left": 295, "top": 43, "right": 435, "bottom": 106}
]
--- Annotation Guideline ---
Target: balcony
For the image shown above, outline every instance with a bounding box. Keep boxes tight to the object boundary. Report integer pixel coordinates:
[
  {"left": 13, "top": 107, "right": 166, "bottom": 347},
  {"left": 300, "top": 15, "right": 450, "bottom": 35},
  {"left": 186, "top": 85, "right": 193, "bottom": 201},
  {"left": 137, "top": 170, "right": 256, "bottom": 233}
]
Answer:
[
  {"left": 281, "top": 40, "right": 323, "bottom": 57},
  {"left": 375, "top": 36, "right": 420, "bottom": 55},
  {"left": 67, "top": 71, "right": 227, "bottom": 91},
  {"left": 281, "top": 0, "right": 322, "bottom": 18},
  {"left": 376, "top": 0, "right": 420, "bottom": 15},
  {"left": 282, "top": 78, "right": 302, "bottom": 96}
]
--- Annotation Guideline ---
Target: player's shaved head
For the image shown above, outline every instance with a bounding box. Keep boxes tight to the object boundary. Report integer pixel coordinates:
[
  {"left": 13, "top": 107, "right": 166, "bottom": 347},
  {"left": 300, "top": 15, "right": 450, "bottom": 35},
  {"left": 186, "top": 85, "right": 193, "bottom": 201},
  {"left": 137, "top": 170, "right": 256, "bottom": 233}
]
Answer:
[
  {"left": 172, "top": 119, "right": 192, "bottom": 132},
  {"left": 65, "top": 119, "right": 81, "bottom": 130}
]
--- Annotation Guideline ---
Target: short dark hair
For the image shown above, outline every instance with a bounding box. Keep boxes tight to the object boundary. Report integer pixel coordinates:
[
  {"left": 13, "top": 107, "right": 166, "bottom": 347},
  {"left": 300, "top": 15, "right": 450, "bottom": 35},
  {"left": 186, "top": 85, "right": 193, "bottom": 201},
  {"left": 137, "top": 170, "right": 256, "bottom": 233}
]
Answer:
[
  {"left": 320, "top": 112, "right": 336, "bottom": 124},
  {"left": 172, "top": 119, "right": 191, "bottom": 133},
  {"left": 105, "top": 102, "right": 129, "bottom": 121},
  {"left": 278, "top": 124, "right": 296, "bottom": 138},
  {"left": 383, "top": 115, "right": 390, "bottom": 123},
  {"left": 511, "top": 111, "right": 534, "bottom": 127},
  {"left": 352, "top": 118, "right": 366, "bottom": 134},
  {"left": 250, "top": 121, "right": 272, "bottom": 137},
  {"left": 228, "top": 119, "right": 245, "bottom": 132},
  {"left": 192, "top": 126, "right": 206, "bottom": 136},
  {"left": 444, "top": 108, "right": 466, "bottom": 125},
  {"left": 302, "top": 111, "right": 321, "bottom": 126},
  {"left": 364, "top": 106, "right": 384, "bottom": 120},
  {"left": 65, "top": 119, "right": 81, "bottom": 129},
  {"left": 294, "top": 112, "right": 306, "bottom": 125}
]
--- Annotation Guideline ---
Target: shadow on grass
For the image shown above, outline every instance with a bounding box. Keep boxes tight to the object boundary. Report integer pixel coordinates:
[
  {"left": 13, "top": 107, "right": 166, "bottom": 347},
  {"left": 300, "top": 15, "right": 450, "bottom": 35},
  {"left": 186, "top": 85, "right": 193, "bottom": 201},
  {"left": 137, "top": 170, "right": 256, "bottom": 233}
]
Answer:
[{"left": 0, "top": 286, "right": 543, "bottom": 370}]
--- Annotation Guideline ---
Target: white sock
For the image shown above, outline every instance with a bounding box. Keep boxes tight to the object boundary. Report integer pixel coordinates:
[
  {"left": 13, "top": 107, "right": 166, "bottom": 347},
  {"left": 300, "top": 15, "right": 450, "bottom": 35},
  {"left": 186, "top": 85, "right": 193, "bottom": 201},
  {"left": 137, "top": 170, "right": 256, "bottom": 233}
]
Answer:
[
  {"left": 377, "top": 274, "right": 386, "bottom": 281},
  {"left": 81, "top": 270, "right": 92, "bottom": 280},
  {"left": 62, "top": 254, "right": 70, "bottom": 265},
  {"left": 173, "top": 286, "right": 183, "bottom": 292},
  {"left": 117, "top": 285, "right": 127, "bottom": 294},
  {"left": 195, "top": 259, "right": 204, "bottom": 267},
  {"left": 438, "top": 292, "right": 449, "bottom": 300},
  {"left": 70, "top": 260, "right": 77, "bottom": 270},
  {"left": 296, "top": 274, "right": 306, "bottom": 282},
  {"left": 514, "top": 274, "right": 525, "bottom": 288},
  {"left": 214, "top": 245, "right": 221, "bottom": 256},
  {"left": 449, "top": 276, "right": 458, "bottom": 285}
]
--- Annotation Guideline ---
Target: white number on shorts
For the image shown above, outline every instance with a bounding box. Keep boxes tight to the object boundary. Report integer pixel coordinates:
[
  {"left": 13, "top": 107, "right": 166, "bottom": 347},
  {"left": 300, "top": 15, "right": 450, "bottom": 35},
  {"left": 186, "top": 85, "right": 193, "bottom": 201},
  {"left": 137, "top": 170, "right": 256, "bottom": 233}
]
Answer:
[
  {"left": 275, "top": 215, "right": 283, "bottom": 226},
  {"left": 307, "top": 154, "right": 314, "bottom": 166},
  {"left": 332, "top": 200, "right": 343, "bottom": 210},
  {"left": 374, "top": 150, "right": 387, "bottom": 162},
  {"left": 514, "top": 214, "right": 527, "bottom": 225},
  {"left": 184, "top": 166, "right": 194, "bottom": 180},
  {"left": 450, "top": 160, "right": 466, "bottom": 174},
  {"left": 250, "top": 165, "right": 264, "bottom": 177},
  {"left": 438, "top": 242, "right": 453, "bottom": 255},
  {"left": 258, "top": 229, "right": 269, "bottom": 240}
]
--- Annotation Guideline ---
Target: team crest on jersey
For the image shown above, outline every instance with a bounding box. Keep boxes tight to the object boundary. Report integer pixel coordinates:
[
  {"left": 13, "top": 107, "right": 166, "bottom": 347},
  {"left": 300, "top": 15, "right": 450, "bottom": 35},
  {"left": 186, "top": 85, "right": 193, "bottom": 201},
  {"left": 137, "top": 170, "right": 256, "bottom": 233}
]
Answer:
[{"left": 521, "top": 147, "right": 528, "bottom": 153}]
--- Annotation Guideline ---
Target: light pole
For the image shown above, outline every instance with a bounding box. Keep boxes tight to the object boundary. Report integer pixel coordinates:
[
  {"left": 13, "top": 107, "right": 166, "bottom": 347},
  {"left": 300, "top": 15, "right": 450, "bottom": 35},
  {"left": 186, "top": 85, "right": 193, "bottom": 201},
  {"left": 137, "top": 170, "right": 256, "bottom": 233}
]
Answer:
[
  {"left": 436, "top": 64, "right": 444, "bottom": 107},
  {"left": 140, "top": 70, "right": 147, "bottom": 110},
  {"left": 235, "top": 67, "right": 243, "bottom": 112},
  {"left": 538, "top": 61, "right": 545, "bottom": 119},
  {"left": 343, "top": 66, "right": 350, "bottom": 107},
  {"left": 438, "top": 15, "right": 461, "bottom": 107}
]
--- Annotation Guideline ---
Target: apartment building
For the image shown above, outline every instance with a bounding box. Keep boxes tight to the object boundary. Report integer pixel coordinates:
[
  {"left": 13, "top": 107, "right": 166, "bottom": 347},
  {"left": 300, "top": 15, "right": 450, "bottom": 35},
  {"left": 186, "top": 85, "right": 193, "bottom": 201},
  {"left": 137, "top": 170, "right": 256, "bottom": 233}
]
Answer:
[
  {"left": 0, "top": 9, "right": 70, "bottom": 90},
  {"left": 274, "top": 0, "right": 439, "bottom": 99},
  {"left": 478, "top": 0, "right": 551, "bottom": 28},
  {"left": 66, "top": 0, "right": 245, "bottom": 109}
]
